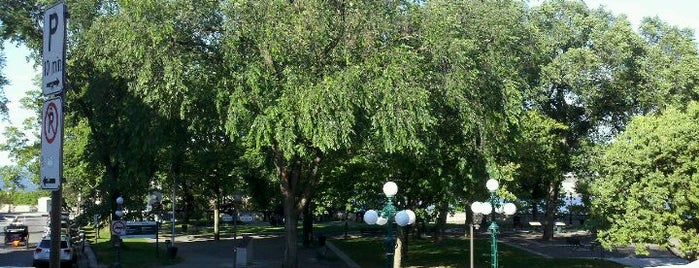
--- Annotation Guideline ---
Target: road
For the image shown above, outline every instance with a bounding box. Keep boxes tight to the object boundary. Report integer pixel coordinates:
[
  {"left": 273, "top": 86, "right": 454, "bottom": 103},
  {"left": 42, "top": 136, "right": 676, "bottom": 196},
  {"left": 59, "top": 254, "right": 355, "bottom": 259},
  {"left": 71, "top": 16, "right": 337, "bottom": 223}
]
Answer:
[{"left": 0, "top": 212, "right": 48, "bottom": 267}]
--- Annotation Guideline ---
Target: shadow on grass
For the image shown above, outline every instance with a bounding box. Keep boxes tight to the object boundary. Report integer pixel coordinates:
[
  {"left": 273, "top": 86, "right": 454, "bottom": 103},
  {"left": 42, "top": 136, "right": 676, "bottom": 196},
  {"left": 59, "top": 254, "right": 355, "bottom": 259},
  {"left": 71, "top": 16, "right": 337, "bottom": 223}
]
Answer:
[
  {"left": 333, "top": 237, "right": 627, "bottom": 268},
  {"left": 92, "top": 236, "right": 182, "bottom": 267}
]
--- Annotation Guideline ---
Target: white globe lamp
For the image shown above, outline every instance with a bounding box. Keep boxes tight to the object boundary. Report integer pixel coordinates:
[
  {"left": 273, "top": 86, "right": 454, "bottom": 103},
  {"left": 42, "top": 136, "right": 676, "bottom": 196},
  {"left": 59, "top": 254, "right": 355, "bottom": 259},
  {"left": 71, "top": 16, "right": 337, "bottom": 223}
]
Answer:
[
  {"left": 481, "top": 202, "right": 493, "bottom": 215},
  {"left": 486, "top": 179, "right": 499, "bottom": 192},
  {"left": 364, "top": 210, "right": 379, "bottom": 225},
  {"left": 383, "top": 181, "right": 398, "bottom": 197},
  {"left": 395, "top": 210, "right": 410, "bottom": 226},
  {"left": 471, "top": 201, "right": 482, "bottom": 214},
  {"left": 406, "top": 209, "right": 416, "bottom": 225},
  {"left": 503, "top": 202, "right": 517, "bottom": 216}
]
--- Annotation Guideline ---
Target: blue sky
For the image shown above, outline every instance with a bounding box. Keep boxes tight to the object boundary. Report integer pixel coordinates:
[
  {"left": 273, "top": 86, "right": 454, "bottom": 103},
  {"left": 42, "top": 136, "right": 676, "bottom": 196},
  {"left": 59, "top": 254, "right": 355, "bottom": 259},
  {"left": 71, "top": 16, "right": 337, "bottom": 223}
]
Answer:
[
  {"left": 2, "top": 0, "right": 699, "bottom": 168},
  {"left": 1, "top": 41, "right": 36, "bottom": 167}
]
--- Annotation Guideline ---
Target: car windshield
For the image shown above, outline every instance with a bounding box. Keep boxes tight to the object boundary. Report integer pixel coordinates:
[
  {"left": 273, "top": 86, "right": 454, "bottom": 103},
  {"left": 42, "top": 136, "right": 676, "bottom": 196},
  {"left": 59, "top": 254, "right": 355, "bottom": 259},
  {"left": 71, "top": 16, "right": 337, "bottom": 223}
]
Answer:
[{"left": 39, "top": 240, "right": 68, "bottom": 248}]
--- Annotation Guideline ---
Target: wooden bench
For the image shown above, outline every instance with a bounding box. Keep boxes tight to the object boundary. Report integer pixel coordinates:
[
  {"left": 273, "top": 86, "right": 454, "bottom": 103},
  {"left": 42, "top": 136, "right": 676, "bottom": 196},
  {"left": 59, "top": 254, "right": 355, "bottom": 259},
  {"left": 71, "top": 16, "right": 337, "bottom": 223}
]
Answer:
[
  {"left": 555, "top": 221, "right": 566, "bottom": 233},
  {"left": 528, "top": 221, "right": 542, "bottom": 232},
  {"left": 566, "top": 237, "right": 583, "bottom": 251}
]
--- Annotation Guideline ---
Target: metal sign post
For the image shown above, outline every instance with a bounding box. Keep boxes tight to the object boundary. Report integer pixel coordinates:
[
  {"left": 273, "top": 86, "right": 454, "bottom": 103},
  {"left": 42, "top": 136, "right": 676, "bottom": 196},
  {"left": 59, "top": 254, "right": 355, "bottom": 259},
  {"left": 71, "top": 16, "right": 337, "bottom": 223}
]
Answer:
[{"left": 41, "top": 3, "right": 68, "bottom": 268}]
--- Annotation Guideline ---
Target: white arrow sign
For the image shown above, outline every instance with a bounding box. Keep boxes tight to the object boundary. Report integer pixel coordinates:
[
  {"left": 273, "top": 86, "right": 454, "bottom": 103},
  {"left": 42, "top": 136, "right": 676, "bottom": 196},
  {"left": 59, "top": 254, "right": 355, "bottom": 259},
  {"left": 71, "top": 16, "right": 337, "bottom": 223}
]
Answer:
[
  {"left": 40, "top": 98, "right": 63, "bottom": 191},
  {"left": 42, "top": 3, "right": 67, "bottom": 96}
]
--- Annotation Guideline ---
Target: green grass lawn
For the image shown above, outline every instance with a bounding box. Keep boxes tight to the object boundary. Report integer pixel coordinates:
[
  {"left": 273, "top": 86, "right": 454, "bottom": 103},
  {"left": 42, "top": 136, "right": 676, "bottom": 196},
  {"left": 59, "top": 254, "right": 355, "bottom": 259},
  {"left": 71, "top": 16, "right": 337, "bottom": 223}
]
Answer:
[
  {"left": 90, "top": 226, "right": 182, "bottom": 267},
  {"left": 332, "top": 237, "right": 626, "bottom": 268}
]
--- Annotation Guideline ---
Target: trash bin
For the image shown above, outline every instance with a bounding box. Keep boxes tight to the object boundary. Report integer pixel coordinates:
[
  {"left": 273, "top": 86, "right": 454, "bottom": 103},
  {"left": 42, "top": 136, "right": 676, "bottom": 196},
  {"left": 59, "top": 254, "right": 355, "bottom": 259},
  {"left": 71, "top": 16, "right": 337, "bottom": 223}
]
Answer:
[{"left": 167, "top": 246, "right": 178, "bottom": 259}]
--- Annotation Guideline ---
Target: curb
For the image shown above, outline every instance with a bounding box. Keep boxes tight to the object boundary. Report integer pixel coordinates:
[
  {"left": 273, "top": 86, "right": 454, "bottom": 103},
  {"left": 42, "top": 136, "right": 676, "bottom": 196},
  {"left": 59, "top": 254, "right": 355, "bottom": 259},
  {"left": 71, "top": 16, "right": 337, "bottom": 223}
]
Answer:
[
  {"left": 326, "top": 241, "right": 361, "bottom": 268},
  {"left": 500, "top": 239, "right": 553, "bottom": 259}
]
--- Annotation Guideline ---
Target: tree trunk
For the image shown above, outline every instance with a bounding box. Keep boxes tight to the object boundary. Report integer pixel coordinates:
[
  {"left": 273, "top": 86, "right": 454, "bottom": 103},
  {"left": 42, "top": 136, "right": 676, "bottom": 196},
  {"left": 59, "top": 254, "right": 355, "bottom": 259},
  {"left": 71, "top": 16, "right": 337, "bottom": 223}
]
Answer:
[
  {"left": 282, "top": 190, "right": 299, "bottom": 268},
  {"left": 182, "top": 179, "right": 193, "bottom": 233},
  {"left": 435, "top": 201, "right": 449, "bottom": 243},
  {"left": 532, "top": 202, "right": 539, "bottom": 221},
  {"left": 302, "top": 201, "right": 313, "bottom": 247},
  {"left": 273, "top": 143, "right": 322, "bottom": 268},
  {"left": 104, "top": 159, "right": 119, "bottom": 241},
  {"left": 542, "top": 180, "right": 561, "bottom": 241},
  {"left": 276, "top": 148, "right": 302, "bottom": 268},
  {"left": 213, "top": 203, "right": 220, "bottom": 241}
]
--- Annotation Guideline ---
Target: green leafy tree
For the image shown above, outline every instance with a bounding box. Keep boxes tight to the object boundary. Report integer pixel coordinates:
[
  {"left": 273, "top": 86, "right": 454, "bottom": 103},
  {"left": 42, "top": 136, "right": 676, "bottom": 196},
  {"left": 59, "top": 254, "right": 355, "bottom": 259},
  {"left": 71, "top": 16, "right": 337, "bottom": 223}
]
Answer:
[
  {"left": 221, "top": 1, "right": 433, "bottom": 266},
  {"left": 634, "top": 16, "right": 699, "bottom": 111},
  {"left": 419, "top": 0, "right": 537, "bottom": 241},
  {"left": 0, "top": 48, "right": 8, "bottom": 119},
  {"left": 591, "top": 102, "right": 699, "bottom": 259},
  {"left": 511, "top": 111, "right": 567, "bottom": 220},
  {"left": 0, "top": 90, "right": 41, "bottom": 185},
  {"left": 526, "top": 0, "right": 653, "bottom": 240},
  {"left": 75, "top": 0, "right": 229, "bottom": 229}
]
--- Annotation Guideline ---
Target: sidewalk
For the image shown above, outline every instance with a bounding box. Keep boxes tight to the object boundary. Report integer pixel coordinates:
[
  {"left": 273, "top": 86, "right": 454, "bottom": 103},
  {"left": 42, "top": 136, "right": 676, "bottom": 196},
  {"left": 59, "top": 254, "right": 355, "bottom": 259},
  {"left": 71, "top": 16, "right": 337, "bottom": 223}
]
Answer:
[
  {"left": 498, "top": 230, "right": 690, "bottom": 267},
  {"left": 168, "top": 233, "right": 352, "bottom": 268}
]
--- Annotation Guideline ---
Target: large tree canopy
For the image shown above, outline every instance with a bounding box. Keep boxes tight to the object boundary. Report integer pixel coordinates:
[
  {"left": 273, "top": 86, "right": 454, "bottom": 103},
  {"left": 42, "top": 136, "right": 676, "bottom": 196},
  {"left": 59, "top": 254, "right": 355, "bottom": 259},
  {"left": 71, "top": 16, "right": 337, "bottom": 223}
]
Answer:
[
  {"left": 1, "top": 0, "right": 699, "bottom": 265},
  {"left": 591, "top": 102, "right": 699, "bottom": 259},
  {"left": 221, "top": 1, "right": 433, "bottom": 266}
]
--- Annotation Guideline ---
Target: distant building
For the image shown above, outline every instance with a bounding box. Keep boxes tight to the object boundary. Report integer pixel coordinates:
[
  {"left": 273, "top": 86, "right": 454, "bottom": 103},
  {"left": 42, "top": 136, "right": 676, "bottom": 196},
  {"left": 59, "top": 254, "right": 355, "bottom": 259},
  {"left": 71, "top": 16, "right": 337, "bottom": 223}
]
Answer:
[{"left": 38, "top": 197, "right": 51, "bottom": 213}]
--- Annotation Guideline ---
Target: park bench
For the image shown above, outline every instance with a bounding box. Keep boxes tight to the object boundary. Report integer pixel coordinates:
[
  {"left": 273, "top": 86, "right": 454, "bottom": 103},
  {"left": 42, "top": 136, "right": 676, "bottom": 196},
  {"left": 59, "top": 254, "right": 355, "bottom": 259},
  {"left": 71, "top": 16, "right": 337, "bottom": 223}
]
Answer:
[
  {"left": 566, "top": 238, "right": 605, "bottom": 256},
  {"left": 528, "top": 221, "right": 542, "bottom": 233},
  {"left": 566, "top": 237, "right": 583, "bottom": 251},
  {"left": 555, "top": 221, "right": 566, "bottom": 233}
]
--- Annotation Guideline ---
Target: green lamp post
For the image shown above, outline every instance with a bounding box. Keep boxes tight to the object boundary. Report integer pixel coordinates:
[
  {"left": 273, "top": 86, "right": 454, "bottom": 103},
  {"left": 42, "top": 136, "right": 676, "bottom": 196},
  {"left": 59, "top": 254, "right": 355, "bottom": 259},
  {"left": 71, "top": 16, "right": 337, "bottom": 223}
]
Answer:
[
  {"left": 363, "top": 181, "right": 416, "bottom": 268},
  {"left": 471, "top": 179, "right": 517, "bottom": 268}
]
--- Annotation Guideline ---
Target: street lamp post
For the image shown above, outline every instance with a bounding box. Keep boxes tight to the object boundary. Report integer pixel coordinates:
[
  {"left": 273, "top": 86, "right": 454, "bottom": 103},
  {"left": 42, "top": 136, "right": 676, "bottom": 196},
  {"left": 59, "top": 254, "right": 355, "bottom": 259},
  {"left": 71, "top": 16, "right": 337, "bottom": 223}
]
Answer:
[
  {"left": 114, "top": 196, "right": 124, "bottom": 268},
  {"left": 363, "top": 182, "right": 416, "bottom": 268},
  {"left": 471, "top": 179, "right": 516, "bottom": 268},
  {"left": 94, "top": 199, "right": 101, "bottom": 242}
]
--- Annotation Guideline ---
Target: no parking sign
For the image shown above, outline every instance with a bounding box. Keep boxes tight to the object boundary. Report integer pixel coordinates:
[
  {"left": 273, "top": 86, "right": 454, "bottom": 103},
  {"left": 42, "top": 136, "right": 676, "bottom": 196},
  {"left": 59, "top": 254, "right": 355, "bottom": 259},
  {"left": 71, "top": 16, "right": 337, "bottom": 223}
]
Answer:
[
  {"left": 112, "top": 220, "right": 126, "bottom": 236},
  {"left": 40, "top": 97, "right": 63, "bottom": 190}
]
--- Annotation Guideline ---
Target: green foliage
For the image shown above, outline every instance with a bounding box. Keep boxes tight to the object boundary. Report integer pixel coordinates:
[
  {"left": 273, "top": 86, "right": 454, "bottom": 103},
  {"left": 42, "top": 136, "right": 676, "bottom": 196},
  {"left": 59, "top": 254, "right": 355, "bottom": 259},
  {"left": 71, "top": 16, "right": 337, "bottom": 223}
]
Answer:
[
  {"left": 591, "top": 102, "right": 699, "bottom": 258},
  {"left": 0, "top": 89, "right": 42, "bottom": 187},
  {"left": 511, "top": 111, "right": 568, "bottom": 201},
  {"left": 222, "top": 0, "right": 433, "bottom": 157},
  {"left": 0, "top": 48, "right": 7, "bottom": 119},
  {"left": 1, "top": 0, "right": 699, "bottom": 264},
  {"left": 10, "top": 190, "right": 47, "bottom": 205}
]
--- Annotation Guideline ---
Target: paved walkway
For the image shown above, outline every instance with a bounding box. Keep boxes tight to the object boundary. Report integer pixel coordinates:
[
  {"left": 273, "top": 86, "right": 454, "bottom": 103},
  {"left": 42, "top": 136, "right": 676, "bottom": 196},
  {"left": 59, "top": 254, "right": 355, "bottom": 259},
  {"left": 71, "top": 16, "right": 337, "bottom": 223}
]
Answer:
[
  {"left": 498, "top": 230, "right": 691, "bottom": 267},
  {"left": 81, "top": 232, "right": 352, "bottom": 268},
  {"left": 169, "top": 233, "right": 350, "bottom": 268}
]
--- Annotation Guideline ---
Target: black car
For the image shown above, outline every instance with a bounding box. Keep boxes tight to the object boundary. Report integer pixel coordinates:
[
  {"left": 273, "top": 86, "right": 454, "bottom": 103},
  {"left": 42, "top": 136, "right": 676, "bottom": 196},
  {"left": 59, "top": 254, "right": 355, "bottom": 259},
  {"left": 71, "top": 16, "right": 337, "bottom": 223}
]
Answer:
[{"left": 4, "top": 223, "right": 29, "bottom": 247}]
